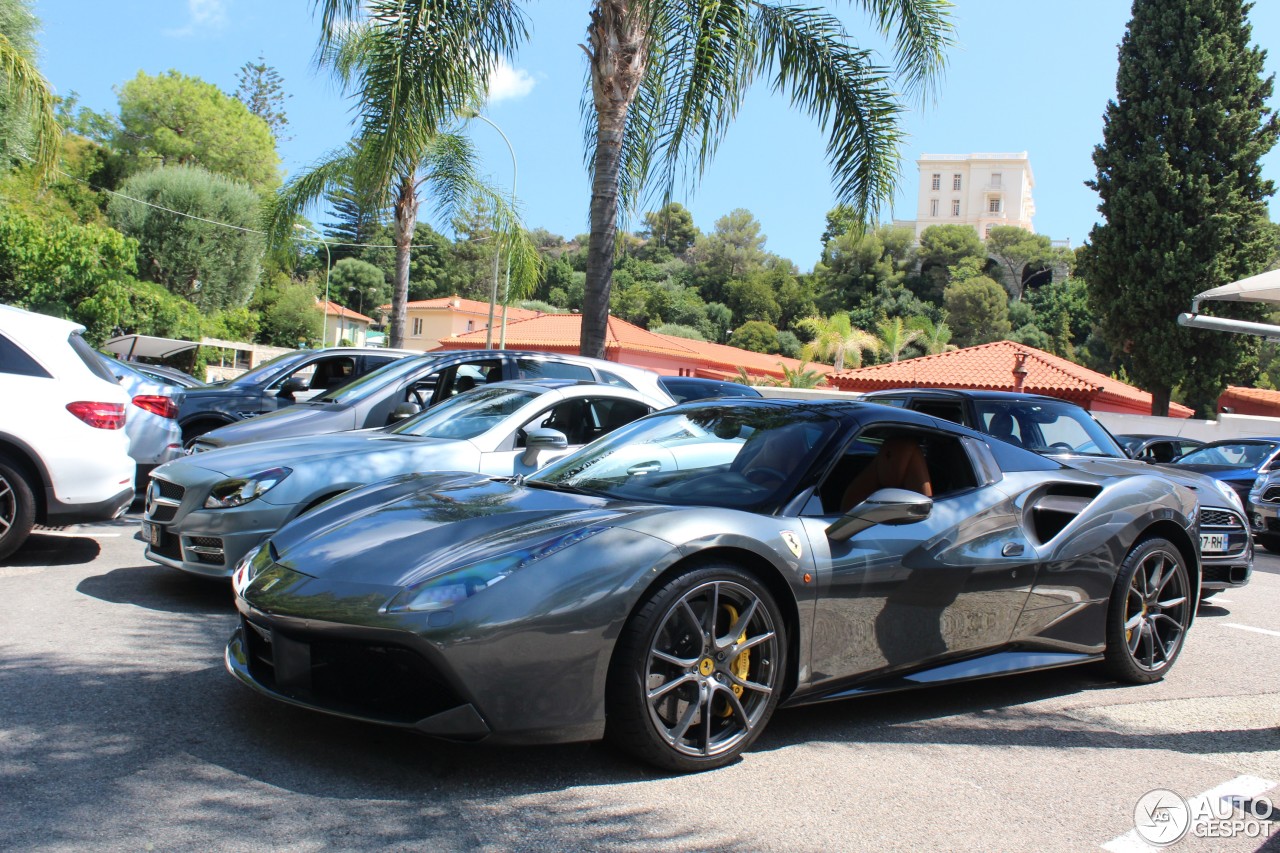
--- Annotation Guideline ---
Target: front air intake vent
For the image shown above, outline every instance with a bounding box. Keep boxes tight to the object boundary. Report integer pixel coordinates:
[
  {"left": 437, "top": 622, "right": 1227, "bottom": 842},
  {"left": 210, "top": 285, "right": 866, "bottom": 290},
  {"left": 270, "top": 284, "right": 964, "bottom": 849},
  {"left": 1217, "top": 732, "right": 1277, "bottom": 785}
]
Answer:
[{"left": 1027, "top": 483, "right": 1102, "bottom": 544}]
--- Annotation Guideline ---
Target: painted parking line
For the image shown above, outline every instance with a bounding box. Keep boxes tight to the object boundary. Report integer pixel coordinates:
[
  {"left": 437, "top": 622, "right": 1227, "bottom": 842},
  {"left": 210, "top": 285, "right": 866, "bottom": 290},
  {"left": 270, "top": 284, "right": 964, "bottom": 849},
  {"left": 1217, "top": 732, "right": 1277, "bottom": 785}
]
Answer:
[
  {"left": 1221, "top": 623, "right": 1280, "bottom": 639},
  {"left": 1102, "top": 774, "right": 1277, "bottom": 852},
  {"left": 1210, "top": 598, "right": 1233, "bottom": 604}
]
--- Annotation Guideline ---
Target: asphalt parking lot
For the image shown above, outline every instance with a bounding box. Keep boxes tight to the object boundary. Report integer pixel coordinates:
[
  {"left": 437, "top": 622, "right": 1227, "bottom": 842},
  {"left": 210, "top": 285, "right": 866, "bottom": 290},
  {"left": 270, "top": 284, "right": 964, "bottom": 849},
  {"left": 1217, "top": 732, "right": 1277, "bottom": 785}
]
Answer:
[{"left": 1, "top": 516, "right": 1277, "bottom": 853}]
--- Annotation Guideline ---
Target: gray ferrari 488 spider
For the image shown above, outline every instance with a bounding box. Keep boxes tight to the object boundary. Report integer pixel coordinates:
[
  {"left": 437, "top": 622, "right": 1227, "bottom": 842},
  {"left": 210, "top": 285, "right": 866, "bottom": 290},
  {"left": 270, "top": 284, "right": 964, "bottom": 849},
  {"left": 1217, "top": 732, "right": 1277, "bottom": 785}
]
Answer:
[{"left": 227, "top": 399, "right": 1201, "bottom": 771}]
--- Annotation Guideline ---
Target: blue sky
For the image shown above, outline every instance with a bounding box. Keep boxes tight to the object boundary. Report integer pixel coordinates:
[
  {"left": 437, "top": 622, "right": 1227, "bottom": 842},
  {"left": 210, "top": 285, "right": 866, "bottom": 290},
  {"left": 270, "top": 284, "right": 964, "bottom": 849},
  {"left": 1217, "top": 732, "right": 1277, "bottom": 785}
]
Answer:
[{"left": 34, "top": 0, "right": 1280, "bottom": 272}]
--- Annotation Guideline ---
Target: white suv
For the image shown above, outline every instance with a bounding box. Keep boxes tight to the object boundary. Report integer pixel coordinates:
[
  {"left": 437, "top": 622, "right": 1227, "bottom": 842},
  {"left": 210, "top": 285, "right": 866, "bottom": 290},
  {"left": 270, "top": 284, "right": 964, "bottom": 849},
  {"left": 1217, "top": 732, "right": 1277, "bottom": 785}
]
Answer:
[{"left": 0, "top": 305, "right": 136, "bottom": 560}]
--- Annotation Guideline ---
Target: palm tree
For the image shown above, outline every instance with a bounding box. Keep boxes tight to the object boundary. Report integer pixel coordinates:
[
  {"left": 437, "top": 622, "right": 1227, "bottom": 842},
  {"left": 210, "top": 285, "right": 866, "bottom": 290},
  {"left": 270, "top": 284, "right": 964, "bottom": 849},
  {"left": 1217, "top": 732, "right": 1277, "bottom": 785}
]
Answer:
[
  {"left": 877, "top": 316, "right": 922, "bottom": 363},
  {"left": 909, "top": 315, "right": 957, "bottom": 355},
  {"left": 800, "top": 313, "right": 879, "bottom": 372},
  {"left": 778, "top": 362, "right": 824, "bottom": 388},
  {"left": 1, "top": 31, "right": 61, "bottom": 180},
  {"left": 315, "top": 1, "right": 953, "bottom": 358},
  {"left": 284, "top": 1, "right": 536, "bottom": 349}
]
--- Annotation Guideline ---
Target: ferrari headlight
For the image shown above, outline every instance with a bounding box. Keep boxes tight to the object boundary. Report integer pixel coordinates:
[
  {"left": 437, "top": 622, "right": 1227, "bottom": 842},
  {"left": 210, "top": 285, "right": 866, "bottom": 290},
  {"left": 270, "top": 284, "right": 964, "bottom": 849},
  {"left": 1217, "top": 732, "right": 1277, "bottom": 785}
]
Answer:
[
  {"left": 205, "top": 467, "right": 291, "bottom": 509},
  {"left": 385, "top": 526, "right": 609, "bottom": 613},
  {"left": 231, "top": 543, "right": 270, "bottom": 596},
  {"left": 1210, "top": 478, "right": 1244, "bottom": 512}
]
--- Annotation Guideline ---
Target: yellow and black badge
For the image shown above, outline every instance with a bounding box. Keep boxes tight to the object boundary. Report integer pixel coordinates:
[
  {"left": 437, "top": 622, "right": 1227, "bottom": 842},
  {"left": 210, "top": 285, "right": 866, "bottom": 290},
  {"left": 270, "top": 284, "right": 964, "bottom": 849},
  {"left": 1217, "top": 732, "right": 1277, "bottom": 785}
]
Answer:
[{"left": 780, "top": 530, "right": 803, "bottom": 559}]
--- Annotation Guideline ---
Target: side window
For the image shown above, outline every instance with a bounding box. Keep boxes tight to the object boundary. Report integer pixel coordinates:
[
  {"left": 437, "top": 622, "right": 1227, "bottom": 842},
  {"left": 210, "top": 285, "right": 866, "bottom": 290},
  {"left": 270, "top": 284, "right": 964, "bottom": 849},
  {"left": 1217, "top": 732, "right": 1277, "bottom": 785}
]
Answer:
[
  {"left": 438, "top": 359, "right": 503, "bottom": 399},
  {"left": 596, "top": 369, "right": 637, "bottom": 390},
  {"left": 281, "top": 356, "right": 356, "bottom": 392},
  {"left": 362, "top": 355, "right": 398, "bottom": 372},
  {"left": 518, "top": 358, "right": 594, "bottom": 381},
  {"left": 911, "top": 400, "right": 965, "bottom": 423},
  {"left": 0, "top": 332, "right": 51, "bottom": 378},
  {"left": 978, "top": 406, "right": 1026, "bottom": 448},
  {"left": 1148, "top": 442, "right": 1177, "bottom": 463},
  {"left": 586, "top": 398, "right": 651, "bottom": 442},
  {"left": 807, "top": 426, "right": 978, "bottom": 516},
  {"left": 1178, "top": 442, "right": 1201, "bottom": 458},
  {"left": 516, "top": 399, "right": 590, "bottom": 447},
  {"left": 869, "top": 396, "right": 908, "bottom": 408}
]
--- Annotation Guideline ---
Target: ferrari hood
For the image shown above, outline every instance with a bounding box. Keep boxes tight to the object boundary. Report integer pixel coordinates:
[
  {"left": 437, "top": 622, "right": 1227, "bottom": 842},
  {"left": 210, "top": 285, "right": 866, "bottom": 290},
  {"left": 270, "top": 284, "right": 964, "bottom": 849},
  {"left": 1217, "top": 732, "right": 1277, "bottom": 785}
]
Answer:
[
  {"left": 267, "top": 472, "right": 641, "bottom": 587},
  {"left": 1062, "top": 456, "right": 1230, "bottom": 508},
  {"left": 188, "top": 431, "right": 454, "bottom": 477}
]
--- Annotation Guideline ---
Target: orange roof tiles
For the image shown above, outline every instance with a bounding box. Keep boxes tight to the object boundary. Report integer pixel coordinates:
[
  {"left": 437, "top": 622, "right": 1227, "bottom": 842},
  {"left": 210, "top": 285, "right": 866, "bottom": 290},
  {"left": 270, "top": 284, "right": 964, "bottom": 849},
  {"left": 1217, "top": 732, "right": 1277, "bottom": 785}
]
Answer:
[
  {"left": 318, "top": 299, "right": 373, "bottom": 324},
  {"left": 1218, "top": 385, "right": 1280, "bottom": 417},
  {"left": 828, "top": 340, "right": 1193, "bottom": 417},
  {"left": 652, "top": 333, "right": 836, "bottom": 379},
  {"left": 376, "top": 296, "right": 539, "bottom": 322}
]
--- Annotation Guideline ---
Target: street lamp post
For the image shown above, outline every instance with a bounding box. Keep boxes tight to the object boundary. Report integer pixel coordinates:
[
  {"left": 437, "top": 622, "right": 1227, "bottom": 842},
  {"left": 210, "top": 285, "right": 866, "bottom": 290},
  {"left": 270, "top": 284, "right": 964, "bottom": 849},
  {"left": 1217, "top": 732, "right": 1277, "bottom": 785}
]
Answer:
[
  {"left": 295, "top": 224, "right": 332, "bottom": 348},
  {"left": 463, "top": 110, "right": 517, "bottom": 350}
]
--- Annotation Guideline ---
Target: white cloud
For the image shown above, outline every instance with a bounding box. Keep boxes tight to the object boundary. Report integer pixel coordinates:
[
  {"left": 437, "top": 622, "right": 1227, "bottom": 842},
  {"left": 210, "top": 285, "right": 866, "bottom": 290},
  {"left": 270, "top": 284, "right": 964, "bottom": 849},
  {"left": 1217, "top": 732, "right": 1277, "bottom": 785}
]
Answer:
[
  {"left": 487, "top": 58, "right": 535, "bottom": 103},
  {"left": 166, "top": 0, "right": 229, "bottom": 37}
]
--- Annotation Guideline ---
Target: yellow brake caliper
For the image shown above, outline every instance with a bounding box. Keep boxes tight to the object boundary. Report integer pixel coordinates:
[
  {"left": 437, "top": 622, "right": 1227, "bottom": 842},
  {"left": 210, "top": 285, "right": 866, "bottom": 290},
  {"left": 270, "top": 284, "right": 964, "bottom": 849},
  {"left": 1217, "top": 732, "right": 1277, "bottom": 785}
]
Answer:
[{"left": 719, "top": 604, "right": 750, "bottom": 716}]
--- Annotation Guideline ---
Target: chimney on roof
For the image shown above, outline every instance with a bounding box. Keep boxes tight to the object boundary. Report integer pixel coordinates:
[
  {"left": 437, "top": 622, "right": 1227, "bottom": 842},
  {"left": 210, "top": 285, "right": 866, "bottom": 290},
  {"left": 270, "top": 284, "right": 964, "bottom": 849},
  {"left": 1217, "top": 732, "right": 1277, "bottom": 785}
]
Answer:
[{"left": 1012, "top": 352, "right": 1029, "bottom": 392}]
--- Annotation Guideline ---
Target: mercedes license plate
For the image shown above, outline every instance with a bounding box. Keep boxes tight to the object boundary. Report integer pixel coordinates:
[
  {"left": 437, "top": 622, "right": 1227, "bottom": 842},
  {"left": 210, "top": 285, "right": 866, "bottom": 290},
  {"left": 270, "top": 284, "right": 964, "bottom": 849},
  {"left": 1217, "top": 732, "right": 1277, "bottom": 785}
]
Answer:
[
  {"left": 1200, "top": 533, "right": 1227, "bottom": 553},
  {"left": 143, "top": 522, "right": 161, "bottom": 547}
]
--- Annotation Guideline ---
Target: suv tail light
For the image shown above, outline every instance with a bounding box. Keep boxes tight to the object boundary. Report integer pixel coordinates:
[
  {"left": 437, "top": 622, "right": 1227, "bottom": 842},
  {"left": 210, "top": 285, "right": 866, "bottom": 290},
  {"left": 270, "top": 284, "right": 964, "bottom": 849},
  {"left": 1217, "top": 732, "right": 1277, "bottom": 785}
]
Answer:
[
  {"left": 132, "top": 395, "right": 178, "bottom": 419},
  {"left": 66, "top": 401, "right": 126, "bottom": 429}
]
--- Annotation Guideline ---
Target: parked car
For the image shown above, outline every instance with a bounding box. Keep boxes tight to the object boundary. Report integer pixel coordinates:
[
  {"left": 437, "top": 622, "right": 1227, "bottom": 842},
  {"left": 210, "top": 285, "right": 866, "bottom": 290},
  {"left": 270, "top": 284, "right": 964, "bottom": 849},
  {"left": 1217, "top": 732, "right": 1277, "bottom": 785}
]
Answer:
[
  {"left": 226, "top": 398, "right": 1199, "bottom": 771},
  {"left": 658, "top": 376, "right": 764, "bottom": 403},
  {"left": 0, "top": 305, "right": 134, "bottom": 560},
  {"left": 97, "top": 354, "right": 183, "bottom": 487},
  {"left": 131, "top": 364, "right": 206, "bottom": 389},
  {"left": 1246, "top": 471, "right": 1280, "bottom": 553},
  {"left": 1116, "top": 434, "right": 1205, "bottom": 463},
  {"left": 1164, "top": 437, "right": 1280, "bottom": 505},
  {"left": 144, "top": 380, "right": 659, "bottom": 578},
  {"left": 174, "top": 347, "right": 417, "bottom": 445},
  {"left": 186, "top": 351, "right": 676, "bottom": 453},
  {"left": 861, "top": 388, "right": 1251, "bottom": 597}
]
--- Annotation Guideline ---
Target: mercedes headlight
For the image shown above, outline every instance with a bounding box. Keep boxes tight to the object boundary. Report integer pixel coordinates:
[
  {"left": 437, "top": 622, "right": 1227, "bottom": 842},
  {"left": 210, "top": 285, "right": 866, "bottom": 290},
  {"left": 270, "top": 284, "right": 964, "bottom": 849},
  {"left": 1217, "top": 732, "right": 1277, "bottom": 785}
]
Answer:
[
  {"left": 1211, "top": 478, "right": 1244, "bottom": 512},
  {"left": 205, "top": 467, "right": 292, "bottom": 509},
  {"left": 385, "top": 526, "right": 609, "bottom": 613}
]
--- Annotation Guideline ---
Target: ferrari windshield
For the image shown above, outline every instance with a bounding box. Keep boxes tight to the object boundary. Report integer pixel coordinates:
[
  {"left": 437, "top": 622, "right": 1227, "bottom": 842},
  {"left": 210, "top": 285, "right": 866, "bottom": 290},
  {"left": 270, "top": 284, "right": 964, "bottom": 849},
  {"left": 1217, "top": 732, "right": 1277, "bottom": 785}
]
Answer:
[
  {"left": 1177, "top": 440, "right": 1278, "bottom": 468},
  {"left": 313, "top": 354, "right": 438, "bottom": 405},
  {"left": 975, "top": 399, "right": 1124, "bottom": 458},
  {"left": 389, "top": 386, "right": 538, "bottom": 440},
  {"left": 530, "top": 405, "right": 840, "bottom": 509}
]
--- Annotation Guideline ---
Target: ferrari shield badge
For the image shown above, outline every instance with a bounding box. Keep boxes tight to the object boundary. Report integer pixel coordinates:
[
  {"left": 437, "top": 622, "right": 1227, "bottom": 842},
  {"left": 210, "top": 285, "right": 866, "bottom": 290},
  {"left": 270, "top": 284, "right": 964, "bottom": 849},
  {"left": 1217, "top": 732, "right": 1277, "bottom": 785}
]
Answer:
[{"left": 780, "top": 530, "right": 803, "bottom": 558}]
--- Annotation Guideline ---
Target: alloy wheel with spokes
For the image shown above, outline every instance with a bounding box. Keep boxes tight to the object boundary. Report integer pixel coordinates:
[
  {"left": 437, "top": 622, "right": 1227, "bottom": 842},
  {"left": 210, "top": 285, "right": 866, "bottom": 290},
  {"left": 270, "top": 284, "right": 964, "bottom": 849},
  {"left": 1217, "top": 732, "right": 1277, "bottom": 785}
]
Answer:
[
  {"left": 0, "top": 459, "right": 36, "bottom": 562},
  {"left": 607, "top": 566, "right": 787, "bottom": 771},
  {"left": 1104, "top": 537, "right": 1191, "bottom": 683}
]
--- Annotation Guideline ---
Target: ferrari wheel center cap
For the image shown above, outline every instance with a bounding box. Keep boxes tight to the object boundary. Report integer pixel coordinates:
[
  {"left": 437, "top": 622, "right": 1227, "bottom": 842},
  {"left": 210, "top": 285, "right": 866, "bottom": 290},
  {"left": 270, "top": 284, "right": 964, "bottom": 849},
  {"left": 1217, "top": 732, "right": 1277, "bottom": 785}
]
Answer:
[{"left": 698, "top": 657, "right": 715, "bottom": 676}]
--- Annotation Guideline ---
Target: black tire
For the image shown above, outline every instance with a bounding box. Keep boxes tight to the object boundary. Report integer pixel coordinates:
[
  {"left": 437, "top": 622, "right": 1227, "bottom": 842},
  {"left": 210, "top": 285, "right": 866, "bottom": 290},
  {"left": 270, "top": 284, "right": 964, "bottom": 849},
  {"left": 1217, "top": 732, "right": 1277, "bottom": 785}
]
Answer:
[
  {"left": 1103, "top": 537, "right": 1192, "bottom": 684},
  {"left": 1258, "top": 535, "right": 1280, "bottom": 555},
  {"left": 180, "top": 420, "right": 229, "bottom": 448},
  {"left": 0, "top": 458, "right": 36, "bottom": 562},
  {"left": 606, "top": 564, "right": 787, "bottom": 772}
]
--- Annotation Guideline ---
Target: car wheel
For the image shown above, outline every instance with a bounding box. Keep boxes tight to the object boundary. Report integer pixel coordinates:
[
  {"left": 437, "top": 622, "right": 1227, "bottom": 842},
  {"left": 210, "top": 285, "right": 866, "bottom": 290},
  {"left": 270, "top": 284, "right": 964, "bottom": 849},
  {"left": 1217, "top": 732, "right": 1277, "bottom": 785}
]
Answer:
[
  {"left": 0, "top": 458, "right": 36, "bottom": 562},
  {"left": 1197, "top": 589, "right": 1218, "bottom": 602},
  {"left": 1103, "top": 537, "right": 1192, "bottom": 684},
  {"left": 1257, "top": 535, "right": 1280, "bottom": 555},
  {"left": 180, "top": 420, "right": 226, "bottom": 447},
  {"left": 606, "top": 565, "right": 786, "bottom": 772}
]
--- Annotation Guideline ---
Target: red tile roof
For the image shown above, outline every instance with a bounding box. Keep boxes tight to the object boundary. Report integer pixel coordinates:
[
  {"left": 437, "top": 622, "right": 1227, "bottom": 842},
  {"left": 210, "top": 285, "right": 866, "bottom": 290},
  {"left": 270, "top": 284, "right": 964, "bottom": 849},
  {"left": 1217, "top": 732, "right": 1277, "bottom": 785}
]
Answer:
[
  {"left": 437, "top": 313, "right": 831, "bottom": 381},
  {"left": 318, "top": 299, "right": 373, "bottom": 324},
  {"left": 1219, "top": 385, "right": 1280, "bottom": 416},
  {"left": 376, "top": 296, "right": 539, "bottom": 322},
  {"left": 828, "top": 340, "right": 1193, "bottom": 417}
]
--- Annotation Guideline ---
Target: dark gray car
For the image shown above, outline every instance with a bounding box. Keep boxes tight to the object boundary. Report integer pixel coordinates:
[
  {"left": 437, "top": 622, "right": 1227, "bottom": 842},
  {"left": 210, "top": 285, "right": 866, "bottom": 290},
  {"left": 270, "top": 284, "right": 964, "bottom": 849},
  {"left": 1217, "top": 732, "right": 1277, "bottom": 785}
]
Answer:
[
  {"left": 227, "top": 399, "right": 1199, "bottom": 771},
  {"left": 189, "top": 351, "right": 675, "bottom": 452},
  {"left": 175, "top": 347, "right": 415, "bottom": 444}
]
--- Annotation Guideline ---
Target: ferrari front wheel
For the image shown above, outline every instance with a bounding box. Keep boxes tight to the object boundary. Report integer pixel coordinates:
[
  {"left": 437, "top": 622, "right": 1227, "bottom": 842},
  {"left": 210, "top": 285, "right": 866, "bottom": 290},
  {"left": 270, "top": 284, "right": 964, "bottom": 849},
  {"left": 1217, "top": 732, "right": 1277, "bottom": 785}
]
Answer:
[
  {"left": 1103, "top": 537, "right": 1191, "bottom": 684},
  {"left": 606, "top": 566, "right": 786, "bottom": 772}
]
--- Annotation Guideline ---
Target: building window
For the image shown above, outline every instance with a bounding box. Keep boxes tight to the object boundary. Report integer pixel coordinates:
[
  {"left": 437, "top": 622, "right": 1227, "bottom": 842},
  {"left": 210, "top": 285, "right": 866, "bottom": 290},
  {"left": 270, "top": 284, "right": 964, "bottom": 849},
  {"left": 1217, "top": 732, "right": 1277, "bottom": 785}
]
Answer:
[
  {"left": 465, "top": 320, "right": 474, "bottom": 332},
  {"left": 952, "top": 173, "right": 962, "bottom": 191},
  {"left": 984, "top": 224, "right": 993, "bottom": 238},
  {"left": 929, "top": 199, "right": 939, "bottom": 217},
  {"left": 988, "top": 196, "right": 1002, "bottom": 214},
  {"left": 930, "top": 173, "right": 941, "bottom": 191},
  {"left": 991, "top": 172, "right": 1002, "bottom": 188},
  {"left": 951, "top": 200, "right": 961, "bottom": 217},
  {"left": 412, "top": 317, "right": 423, "bottom": 336}
]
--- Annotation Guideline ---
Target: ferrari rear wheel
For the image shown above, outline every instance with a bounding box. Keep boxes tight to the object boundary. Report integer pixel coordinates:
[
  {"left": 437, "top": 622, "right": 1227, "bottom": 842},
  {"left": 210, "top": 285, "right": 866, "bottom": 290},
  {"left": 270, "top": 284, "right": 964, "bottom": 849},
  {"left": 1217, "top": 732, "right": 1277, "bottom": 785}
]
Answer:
[
  {"left": 1103, "top": 537, "right": 1191, "bottom": 684},
  {"left": 606, "top": 566, "right": 786, "bottom": 772}
]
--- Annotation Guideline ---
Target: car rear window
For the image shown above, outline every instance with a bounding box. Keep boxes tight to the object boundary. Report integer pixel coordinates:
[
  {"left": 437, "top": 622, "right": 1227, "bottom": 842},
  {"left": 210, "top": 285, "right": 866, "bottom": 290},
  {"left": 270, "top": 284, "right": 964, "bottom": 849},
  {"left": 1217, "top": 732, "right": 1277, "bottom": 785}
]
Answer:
[
  {"left": 0, "top": 332, "right": 51, "bottom": 378},
  {"left": 68, "top": 333, "right": 119, "bottom": 383}
]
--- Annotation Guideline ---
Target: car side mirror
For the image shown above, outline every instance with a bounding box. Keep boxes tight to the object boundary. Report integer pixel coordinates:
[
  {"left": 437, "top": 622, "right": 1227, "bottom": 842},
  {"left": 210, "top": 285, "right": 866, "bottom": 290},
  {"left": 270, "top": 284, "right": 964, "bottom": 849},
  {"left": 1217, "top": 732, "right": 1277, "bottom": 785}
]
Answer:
[
  {"left": 389, "top": 402, "right": 420, "bottom": 422},
  {"left": 826, "top": 488, "right": 933, "bottom": 542},
  {"left": 276, "top": 377, "right": 308, "bottom": 399},
  {"left": 522, "top": 428, "right": 568, "bottom": 466}
]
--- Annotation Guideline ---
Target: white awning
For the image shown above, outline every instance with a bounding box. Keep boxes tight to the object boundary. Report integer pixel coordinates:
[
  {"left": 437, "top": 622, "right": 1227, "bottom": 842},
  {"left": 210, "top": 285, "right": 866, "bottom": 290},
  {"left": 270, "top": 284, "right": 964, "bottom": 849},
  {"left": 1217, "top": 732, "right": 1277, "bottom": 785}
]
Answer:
[
  {"left": 1192, "top": 268, "right": 1280, "bottom": 309},
  {"left": 103, "top": 334, "right": 200, "bottom": 360}
]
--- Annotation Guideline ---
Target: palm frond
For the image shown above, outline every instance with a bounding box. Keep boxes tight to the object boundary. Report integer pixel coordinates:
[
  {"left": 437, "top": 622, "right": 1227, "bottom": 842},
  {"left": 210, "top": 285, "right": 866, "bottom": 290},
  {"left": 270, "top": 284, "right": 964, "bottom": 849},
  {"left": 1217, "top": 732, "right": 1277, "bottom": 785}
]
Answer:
[
  {"left": 845, "top": 0, "right": 953, "bottom": 101},
  {"left": 752, "top": 3, "right": 902, "bottom": 217},
  {"left": 0, "top": 32, "right": 61, "bottom": 181},
  {"left": 261, "top": 149, "right": 363, "bottom": 250}
]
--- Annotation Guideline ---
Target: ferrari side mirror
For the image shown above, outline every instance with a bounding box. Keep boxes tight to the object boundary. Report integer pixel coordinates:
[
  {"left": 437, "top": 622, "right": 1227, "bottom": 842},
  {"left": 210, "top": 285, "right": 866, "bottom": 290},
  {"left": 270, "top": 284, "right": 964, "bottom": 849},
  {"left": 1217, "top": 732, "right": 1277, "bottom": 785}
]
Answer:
[
  {"left": 390, "top": 402, "right": 420, "bottom": 422},
  {"left": 827, "top": 488, "right": 933, "bottom": 542}
]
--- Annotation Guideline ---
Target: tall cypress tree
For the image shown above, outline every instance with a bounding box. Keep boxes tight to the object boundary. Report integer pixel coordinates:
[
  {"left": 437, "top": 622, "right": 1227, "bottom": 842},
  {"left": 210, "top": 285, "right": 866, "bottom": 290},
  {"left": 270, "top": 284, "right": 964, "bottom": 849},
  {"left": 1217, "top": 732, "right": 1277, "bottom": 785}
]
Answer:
[{"left": 1082, "top": 0, "right": 1278, "bottom": 415}]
